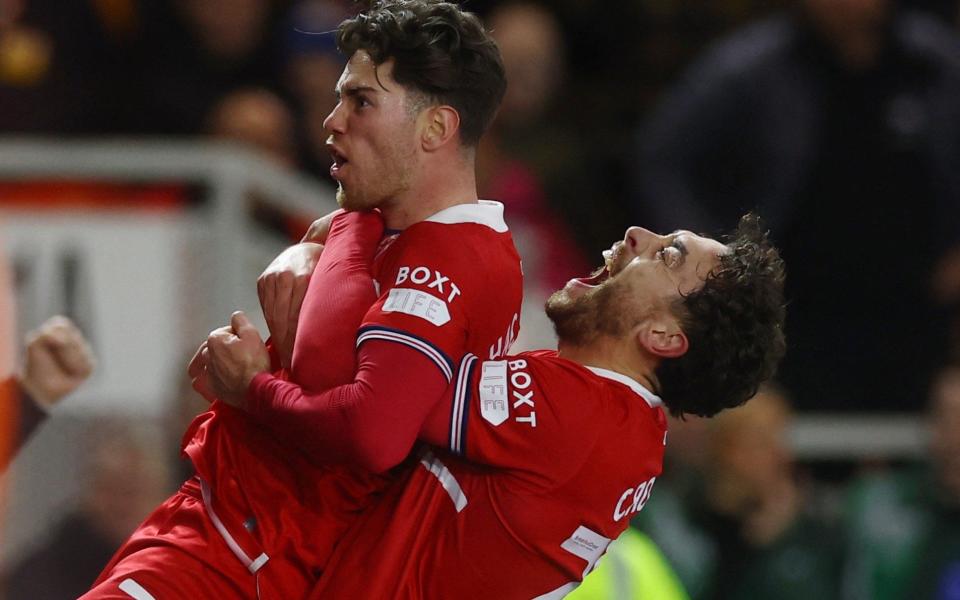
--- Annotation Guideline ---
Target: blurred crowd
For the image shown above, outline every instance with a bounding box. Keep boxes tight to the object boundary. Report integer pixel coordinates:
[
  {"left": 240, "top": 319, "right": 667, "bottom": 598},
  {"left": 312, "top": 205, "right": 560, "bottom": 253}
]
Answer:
[
  {"left": 4, "top": 0, "right": 960, "bottom": 597},
  {"left": 4, "top": 0, "right": 960, "bottom": 411}
]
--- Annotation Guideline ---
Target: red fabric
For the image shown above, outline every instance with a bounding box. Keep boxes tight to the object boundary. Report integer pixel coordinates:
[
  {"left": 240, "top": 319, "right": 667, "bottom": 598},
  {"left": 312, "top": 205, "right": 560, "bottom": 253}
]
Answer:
[
  {"left": 249, "top": 340, "right": 447, "bottom": 472},
  {"left": 246, "top": 208, "right": 452, "bottom": 471},
  {"left": 158, "top": 205, "right": 521, "bottom": 596},
  {"left": 82, "top": 478, "right": 310, "bottom": 600},
  {"left": 312, "top": 351, "right": 668, "bottom": 599},
  {"left": 361, "top": 216, "right": 523, "bottom": 365},
  {"left": 289, "top": 210, "right": 382, "bottom": 391}
]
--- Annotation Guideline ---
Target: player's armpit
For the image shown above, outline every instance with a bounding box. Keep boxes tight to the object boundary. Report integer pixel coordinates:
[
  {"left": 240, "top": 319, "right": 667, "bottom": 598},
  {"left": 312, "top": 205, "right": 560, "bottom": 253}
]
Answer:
[{"left": 246, "top": 340, "right": 448, "bottom": 472}]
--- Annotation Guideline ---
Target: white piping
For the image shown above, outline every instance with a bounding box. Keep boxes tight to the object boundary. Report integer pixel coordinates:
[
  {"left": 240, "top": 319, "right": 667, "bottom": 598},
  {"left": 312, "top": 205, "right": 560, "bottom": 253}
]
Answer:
[
  {"left": 199, "top": 478, "right": 270, "bottom": 574},
  {"left": 420, "top": 450, "right": 468, "bottom": 512}
]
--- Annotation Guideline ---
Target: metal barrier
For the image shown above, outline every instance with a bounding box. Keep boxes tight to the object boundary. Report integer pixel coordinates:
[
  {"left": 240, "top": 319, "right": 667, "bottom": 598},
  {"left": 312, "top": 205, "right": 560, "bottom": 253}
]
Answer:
[
  {"left": 0, "top": 137, "right": 929, "bottom": 459},
  {"left": 0, "top": 137, "right": 336, "bottom": 330}
]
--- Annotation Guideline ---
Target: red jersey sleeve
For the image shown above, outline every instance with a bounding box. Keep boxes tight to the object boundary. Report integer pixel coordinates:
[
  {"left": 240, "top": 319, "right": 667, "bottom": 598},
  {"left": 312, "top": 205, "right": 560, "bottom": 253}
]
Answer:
[
  {"left": 440, "top": 352, "right": 604, "bottom": 486},
  {"left": 289, "top": 210, "right": 383, "bottom": 391}
]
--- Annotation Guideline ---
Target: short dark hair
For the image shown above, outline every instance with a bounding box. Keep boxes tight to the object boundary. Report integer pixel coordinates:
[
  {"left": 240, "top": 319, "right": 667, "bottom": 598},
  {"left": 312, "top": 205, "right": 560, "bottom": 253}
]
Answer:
[
  {"left": 658, "top": 214, "right": 787, "bottom": 419},
  {"left": 337, "top": 0, "right": 506, "bottom": 146}
]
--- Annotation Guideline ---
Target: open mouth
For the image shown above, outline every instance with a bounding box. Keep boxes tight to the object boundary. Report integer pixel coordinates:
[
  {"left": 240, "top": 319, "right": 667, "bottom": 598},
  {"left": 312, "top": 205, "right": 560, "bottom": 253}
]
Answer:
[
  {"left": 328, "top": 146, "right": 349, "bottom": 177},
  {"left": 569, "top": 241, "right": 624, "bottom": 290},
  {"left": 572, "top": 265, "right": 610, "bottom": 288}
]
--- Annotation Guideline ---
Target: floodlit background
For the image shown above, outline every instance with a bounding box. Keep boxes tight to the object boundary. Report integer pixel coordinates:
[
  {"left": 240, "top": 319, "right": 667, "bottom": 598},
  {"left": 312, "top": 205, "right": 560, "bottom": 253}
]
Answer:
[{"left": 2, "top": 0, "right": 960, "bottom": 598}]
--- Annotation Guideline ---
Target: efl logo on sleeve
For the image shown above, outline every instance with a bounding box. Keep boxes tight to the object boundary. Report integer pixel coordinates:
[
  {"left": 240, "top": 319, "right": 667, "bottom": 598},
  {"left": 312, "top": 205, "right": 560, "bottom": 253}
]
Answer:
[
  {"left": 382, "top": 288, "right": 451, "bottom": 326},
  {"left": 479, "top": 360, "right": 509, "bottom": 426}
]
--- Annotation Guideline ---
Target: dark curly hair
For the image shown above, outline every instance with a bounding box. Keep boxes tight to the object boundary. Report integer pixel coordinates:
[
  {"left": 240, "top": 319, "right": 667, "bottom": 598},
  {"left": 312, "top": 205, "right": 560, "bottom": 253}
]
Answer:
[
  {"left": 337, "top": 0, "right": 506, "bottom": 146},
  {"left": 657, "top": 214, "right": 787, "bottom": 418}
]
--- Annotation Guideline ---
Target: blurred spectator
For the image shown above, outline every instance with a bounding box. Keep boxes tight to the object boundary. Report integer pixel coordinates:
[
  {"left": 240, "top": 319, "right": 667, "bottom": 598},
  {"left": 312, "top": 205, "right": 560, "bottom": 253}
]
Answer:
[
  {"left": 0, "top": 0, "right": 140, "bottom": 133},
  {"left": 636, "top": 0, "right": 960, "bottom": 411},
  {"left": 479, "top": 2, "right": 589, "bottom": 350},
  {"left": 122, "top": 0, "right": 286, "bottom": 135},
  {"left": 280, "top": 0, "right": 352, "bottom": 179},
  {"left": 206, "top": 87, "right": 299, "bottom": 169},
  {"left": 843, "top": 366, "right": 960, "bottom": 600},
  {"left": 636, "top": 387, "right": 843, "bottom": 599},
  {"left": 2, "top": 420, "right": 169, "bottom": 599},
  {"left": 2, "top": 316, "right": 96, "bottom": 471}
]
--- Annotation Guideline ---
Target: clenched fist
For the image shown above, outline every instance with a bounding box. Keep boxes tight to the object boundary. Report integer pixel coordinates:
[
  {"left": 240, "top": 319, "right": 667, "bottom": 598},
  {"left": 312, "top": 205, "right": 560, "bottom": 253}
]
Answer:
[
  {"left": 205, "top": 311, "right": 271, "bottom": 409},
  {"left": 18, "top": 316, "right": 96, "bottom": 409}
]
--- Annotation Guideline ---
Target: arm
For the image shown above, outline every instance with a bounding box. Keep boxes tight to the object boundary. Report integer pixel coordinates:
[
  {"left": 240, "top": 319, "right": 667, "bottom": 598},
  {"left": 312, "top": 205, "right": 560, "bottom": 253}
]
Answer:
[
  {"left": 256, "top": 208, "right": 342, "bottom": 369},
  {"left": 202, "top": 312, "right": 448, "bottom": 472},
  {"left": 247, "top": 341, "right": 447, "bottom": 472},
  {"left": 418, "top": 355, "right": 600, "bottom": 480},
  {"left": 2, "top": 316, "right": 95, "bottom": 469},
  {"left": 17, "top": 316, "right": 96, "bottom": 409}
]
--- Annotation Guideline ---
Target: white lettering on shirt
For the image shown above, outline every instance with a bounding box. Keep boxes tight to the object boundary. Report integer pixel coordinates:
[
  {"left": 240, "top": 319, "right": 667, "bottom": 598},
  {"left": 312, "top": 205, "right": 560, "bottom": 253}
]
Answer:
[
  {"left": 395, "top": 266, "right": 461, "bottom": 303},
  {"left": 489, "top": 312, "right": 520, "bottom": 359},
  {"left": 508, "top": 358, "right": 536, "bottom": 428},
  {"left": 382, "top": 288, "right": 451, "bottom": 326},
  {"left": 479, "top": 360, "right": 509, "bottom": 426},
  {"left": 613, "top": 476, "right": 657, "bottom": 521}
]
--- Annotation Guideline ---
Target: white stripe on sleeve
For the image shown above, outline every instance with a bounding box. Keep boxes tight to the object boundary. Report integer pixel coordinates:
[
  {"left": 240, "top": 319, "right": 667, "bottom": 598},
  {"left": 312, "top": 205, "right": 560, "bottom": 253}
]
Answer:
[{"left": 357, "top": 328, "right": 454, "bottom": 381}]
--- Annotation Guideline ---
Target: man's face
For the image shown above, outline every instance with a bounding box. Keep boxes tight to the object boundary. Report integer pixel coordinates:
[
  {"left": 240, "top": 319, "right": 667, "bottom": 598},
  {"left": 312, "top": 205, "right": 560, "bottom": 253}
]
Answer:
[
  {"left": 546, "top": 226, "right": 725, "bottom": 345},
  {"left": 323, "top": 50, "right": 421, "bottom": 211}
]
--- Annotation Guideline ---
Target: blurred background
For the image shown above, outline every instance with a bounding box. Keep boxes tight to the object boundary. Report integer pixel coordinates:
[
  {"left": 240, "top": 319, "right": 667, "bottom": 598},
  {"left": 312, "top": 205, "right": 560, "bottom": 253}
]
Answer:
[{"left": 2, "top": 0, "right": 960, "bottom": 597}]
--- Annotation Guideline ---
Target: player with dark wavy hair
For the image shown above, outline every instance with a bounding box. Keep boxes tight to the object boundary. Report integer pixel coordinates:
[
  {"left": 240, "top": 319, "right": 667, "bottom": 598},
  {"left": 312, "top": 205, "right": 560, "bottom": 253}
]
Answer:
[
  {"left": 306, "top": 215, "right": 786, "bottom": 598},
  {"left": 547, "top": 214, "right": 785, "bottom": 419},
  {"left": 337, "top": 0, "right": 505, "bottom": 147},
  {"left": 656, "top": 215, "right": 787, "bottom": 417}
]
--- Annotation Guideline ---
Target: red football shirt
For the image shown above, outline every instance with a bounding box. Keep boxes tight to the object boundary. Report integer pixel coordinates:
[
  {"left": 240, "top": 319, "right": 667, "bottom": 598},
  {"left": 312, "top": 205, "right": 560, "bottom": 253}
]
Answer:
[
  {"left": 181, "top": 201, "right": 522, "bottom": 582},
  {"left": 311, "top": 350, "right": 668, "bottom": 599}
]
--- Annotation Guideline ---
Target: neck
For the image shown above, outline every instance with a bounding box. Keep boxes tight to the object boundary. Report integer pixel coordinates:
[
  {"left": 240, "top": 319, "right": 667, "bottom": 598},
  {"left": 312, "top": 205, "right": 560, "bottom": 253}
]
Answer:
[
  {"left": 381, "top": 154, "right": 479, "bottom": 230},
  {"left": 557, "top": 336, "right": 658, "bottom": 393}
]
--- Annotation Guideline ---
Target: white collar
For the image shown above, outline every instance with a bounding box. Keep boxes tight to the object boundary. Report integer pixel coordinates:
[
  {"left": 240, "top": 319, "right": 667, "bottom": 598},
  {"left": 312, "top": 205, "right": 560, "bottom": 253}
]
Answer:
[
  {"left": 585, "top": 366, "right": 664, "bottom": 408},
  {"left": 424, "top": 200, "right": 508, "bottom": 232}
]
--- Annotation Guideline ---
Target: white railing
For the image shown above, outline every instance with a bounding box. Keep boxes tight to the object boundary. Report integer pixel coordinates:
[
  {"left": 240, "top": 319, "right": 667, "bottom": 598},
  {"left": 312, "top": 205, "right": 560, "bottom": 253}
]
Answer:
[{"left": 0, "top": 137, "right": 930, "bottom": 459}]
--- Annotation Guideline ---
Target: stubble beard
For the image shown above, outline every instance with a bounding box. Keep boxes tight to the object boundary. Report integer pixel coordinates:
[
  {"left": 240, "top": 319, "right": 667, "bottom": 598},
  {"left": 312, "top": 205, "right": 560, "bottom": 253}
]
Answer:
[
  {"left": 336, "top": 182, "right": 380, "bottom": 212},
  {"left": 335, "top": 137, "right": 416, "bottom": 213},
  {"left": 545, "top": 277, "right": 639, "bottom": 347}
]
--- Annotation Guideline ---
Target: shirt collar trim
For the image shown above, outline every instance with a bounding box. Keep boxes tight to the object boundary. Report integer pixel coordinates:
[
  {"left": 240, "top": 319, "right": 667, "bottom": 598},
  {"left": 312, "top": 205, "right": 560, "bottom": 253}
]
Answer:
[
  {"left": 585, "top": 366, "right": 664, "bottom": 408},
  {"left": 424, "top": 200, "right": 508, "bottom": 232}
]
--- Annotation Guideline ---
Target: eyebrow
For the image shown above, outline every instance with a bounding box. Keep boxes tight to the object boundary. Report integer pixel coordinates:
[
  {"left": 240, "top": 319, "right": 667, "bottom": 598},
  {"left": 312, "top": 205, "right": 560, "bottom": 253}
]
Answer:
[
  {"left": 335, "top": 85, "right": 378, "bottom": 100},
  {"left": 671, "top": 235, "right": 688, "bottom": 257}
]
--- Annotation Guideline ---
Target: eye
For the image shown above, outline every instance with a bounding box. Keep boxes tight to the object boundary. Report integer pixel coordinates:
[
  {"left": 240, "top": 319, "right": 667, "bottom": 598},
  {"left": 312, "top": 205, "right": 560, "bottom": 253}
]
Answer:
[
  {"left": 658, "top": 245, "right": 682, "bottom": 268},
  {"left": 355, "top": 96, "right": 371, "bottom": 109}
]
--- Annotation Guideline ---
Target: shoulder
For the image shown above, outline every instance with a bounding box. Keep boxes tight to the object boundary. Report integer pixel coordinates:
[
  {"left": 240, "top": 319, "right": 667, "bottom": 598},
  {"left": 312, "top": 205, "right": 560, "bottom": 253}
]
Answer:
[{"left": 389, "top": 205, "right": 516, "bottom": 266}]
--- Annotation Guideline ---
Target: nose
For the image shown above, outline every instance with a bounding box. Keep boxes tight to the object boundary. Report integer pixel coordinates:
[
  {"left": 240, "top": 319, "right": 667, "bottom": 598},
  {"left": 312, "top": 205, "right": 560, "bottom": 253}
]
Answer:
[
  {"left": 323, "top": 101, "right": 346, "bottom": 134},
  {"left": 624, "top": 226, "right": 662, "bottom": 252}
]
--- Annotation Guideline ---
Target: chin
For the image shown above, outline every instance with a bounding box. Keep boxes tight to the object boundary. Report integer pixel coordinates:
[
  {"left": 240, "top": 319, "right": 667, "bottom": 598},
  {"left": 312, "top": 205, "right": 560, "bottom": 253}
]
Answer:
[{"left": 336, "top": 187, "right": 379, "bottom": 212}]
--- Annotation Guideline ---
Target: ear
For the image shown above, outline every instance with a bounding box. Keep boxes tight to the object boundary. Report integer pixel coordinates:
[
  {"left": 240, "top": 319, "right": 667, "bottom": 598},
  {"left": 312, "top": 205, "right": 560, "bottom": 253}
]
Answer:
[
  {"left": 420, "top": 105, "right": 461, "bottom": 151},
  {"left": 637, "top": 318, "right": 689, "bottom": 359}
]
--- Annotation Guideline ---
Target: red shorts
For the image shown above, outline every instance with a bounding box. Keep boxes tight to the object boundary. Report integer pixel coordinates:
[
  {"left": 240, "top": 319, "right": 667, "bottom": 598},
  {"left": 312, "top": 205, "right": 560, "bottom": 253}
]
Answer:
[{"left": 80, "top": 478, "right": 313, "bottom": 600}]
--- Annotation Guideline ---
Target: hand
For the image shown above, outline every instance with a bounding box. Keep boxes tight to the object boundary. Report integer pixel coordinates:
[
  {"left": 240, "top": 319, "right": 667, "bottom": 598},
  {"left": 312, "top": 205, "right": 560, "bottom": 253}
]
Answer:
[
  {"left": 187, "top": 340, "right": 217, "bottom": 402},
  {"left": 205, "top": 311, "right": 271, "bottom": 408},
  {"left": 257, "top": 242, "right": 324, "bottom": 369},
  {"left": 18, "top": 316, "right": 96, "bottom": 409},
  {"left": 301, "top": 210, "right": 341, "bottom": 244}
]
